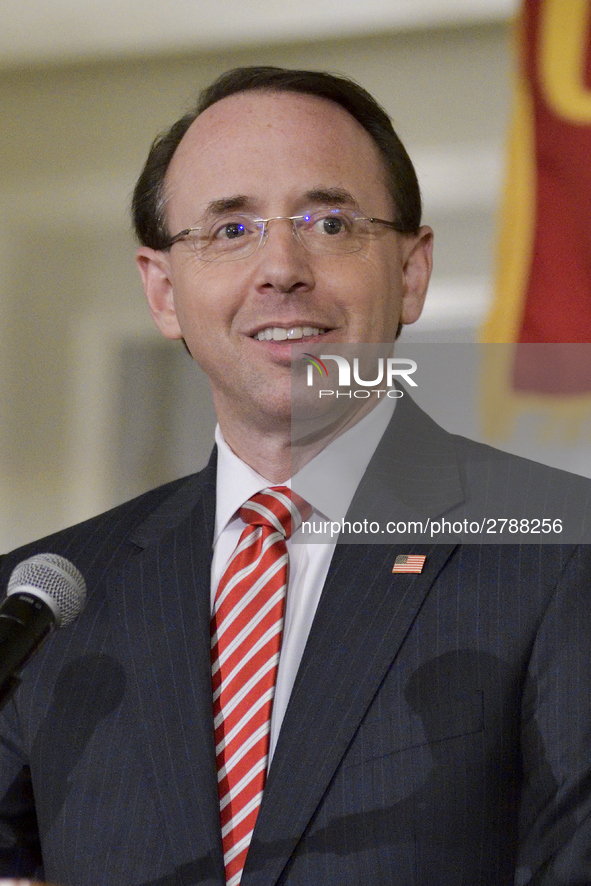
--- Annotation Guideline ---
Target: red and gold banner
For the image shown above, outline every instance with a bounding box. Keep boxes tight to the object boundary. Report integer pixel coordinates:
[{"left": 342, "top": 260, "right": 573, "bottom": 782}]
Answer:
[{"left": 481, "top": 0, "right": 591, "bottom": 434}]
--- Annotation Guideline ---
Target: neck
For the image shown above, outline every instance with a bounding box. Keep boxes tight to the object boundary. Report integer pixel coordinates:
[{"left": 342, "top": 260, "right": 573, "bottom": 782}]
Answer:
[
  {"left": 219, "top": 421, "right": 293, "bottom": 483},
  {"left": 215, "top": 396, "right": 380, "bottom": 483}
]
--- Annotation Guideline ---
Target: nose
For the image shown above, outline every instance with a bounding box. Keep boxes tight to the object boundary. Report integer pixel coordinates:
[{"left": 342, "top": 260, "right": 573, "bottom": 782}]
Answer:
[
  {"left": 259, "top": 217, "right": 309, "bottom": 259},
  {"left": 252, "top": 217, "right": 315, "bottom": 295}
]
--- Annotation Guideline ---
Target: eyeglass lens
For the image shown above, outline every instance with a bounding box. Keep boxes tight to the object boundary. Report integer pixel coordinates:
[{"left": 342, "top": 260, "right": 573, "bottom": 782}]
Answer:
[{"left": 185, "top": 209, "right": 372, "bottom": 262}]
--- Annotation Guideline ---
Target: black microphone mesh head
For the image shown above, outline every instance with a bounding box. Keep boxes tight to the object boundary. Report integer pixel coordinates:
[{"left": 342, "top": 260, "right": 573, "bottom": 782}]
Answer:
[{"left": 7, "top": 553, "right": 87, "bottom": 627}]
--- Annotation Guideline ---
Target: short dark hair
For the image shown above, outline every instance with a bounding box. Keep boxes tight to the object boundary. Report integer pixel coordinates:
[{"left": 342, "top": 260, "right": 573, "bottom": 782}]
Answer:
[{"left": 131, "top": 66, "right": 422, "bottom": 250}]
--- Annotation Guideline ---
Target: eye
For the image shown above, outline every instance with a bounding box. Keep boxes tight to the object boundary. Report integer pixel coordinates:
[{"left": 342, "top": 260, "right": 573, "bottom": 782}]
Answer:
[
  {"left": 210, "top": 216, "right": 259, "bottom": 241},
  {"left": 214, "top": 221, "right": 246, "bottom": 240},
  {"left": 310, "top": 210, "right": 353, "bottom": 236},
  {"left": 323, "top": 217, "right": 344, "bottom": 235}
]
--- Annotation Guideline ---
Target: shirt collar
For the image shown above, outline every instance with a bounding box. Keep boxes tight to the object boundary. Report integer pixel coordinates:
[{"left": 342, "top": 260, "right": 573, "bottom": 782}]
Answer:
[
  {"left": 292, "top": 396, "right": 395, "bottom": 522},
  {"left": 214, "top": 428, "right": 274, "bottom": 544},
  {"left": 214, "top": 396, "right": 395, "bottom": 541}
]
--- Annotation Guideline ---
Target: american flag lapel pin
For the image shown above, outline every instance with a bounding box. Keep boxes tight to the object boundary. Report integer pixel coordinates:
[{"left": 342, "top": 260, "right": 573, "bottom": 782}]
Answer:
[{"left": 393, "top": 554, "right": 426, "bottom": 574}]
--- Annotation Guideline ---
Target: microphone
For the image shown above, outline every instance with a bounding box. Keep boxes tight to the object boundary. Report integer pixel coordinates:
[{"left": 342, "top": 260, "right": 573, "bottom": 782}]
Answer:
[{"left": 0, "top": 553, "right": 87, "bottom": 710}]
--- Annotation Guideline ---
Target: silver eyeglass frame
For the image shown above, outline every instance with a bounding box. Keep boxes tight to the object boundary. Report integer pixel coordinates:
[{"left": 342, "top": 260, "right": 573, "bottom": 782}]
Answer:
[{"left": 164, "top": 210, "right": 409, "bottom": 261}]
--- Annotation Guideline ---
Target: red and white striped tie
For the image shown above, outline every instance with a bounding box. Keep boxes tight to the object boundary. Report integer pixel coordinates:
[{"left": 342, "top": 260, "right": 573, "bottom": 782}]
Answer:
[{"left": 211, "top": 486, "right": 308, "bottom": 886}]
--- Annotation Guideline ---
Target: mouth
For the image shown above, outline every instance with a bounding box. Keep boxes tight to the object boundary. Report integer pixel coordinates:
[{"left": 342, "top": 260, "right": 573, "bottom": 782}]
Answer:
[{"left": 252, "top": 325, "right": 328, "bottom": 342}]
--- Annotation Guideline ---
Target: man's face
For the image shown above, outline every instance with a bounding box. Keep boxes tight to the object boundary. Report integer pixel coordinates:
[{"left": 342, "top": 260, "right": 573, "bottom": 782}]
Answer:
[{"left": 137, "top": 90, "right": 432, "bottom": 430}]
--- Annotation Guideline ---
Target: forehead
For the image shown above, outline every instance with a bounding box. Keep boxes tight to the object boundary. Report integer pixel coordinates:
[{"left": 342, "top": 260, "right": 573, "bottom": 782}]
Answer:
[{"left": 164, "top": 90, "right": 392, "bottom": 223}]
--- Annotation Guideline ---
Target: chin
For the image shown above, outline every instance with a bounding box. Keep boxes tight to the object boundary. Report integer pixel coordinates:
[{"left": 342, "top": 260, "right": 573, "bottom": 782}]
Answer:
[{"left": 250, "top": 391, "right": 293, "bottom": 425}]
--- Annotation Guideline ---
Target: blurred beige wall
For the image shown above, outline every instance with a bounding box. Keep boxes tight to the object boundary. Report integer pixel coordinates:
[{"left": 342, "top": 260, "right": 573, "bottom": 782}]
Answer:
[{"left": 0, "top": 23, "right": 512, "bottom": 551}]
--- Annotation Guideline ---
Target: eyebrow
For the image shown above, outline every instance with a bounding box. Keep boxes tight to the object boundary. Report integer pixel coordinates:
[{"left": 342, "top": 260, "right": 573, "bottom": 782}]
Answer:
[
  {"left": 300, "top": 187, "right": 360, "bottom": 208},
  {"left": 203, "top": 195, "right": 251, "bottom": 219},
  {"left": 200, "top": 187, "right": 360, "bottom": 221}
]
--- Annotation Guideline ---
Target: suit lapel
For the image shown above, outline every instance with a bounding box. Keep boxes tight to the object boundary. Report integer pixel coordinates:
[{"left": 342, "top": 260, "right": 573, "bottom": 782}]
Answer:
[
  {"left": 243, "top": 396, "right": 465, "bottom": 886},
  {"left": 107, "top": 458, "right": 226, "bottom": 885},
  {"left": 345, "top": 392, "right": 465, "bottom": 529}
]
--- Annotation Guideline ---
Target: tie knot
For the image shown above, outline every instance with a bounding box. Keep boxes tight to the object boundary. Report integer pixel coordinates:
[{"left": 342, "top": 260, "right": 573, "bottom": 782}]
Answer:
[{"left": 239, "top": 486, "right": 311, "bottom": 540}]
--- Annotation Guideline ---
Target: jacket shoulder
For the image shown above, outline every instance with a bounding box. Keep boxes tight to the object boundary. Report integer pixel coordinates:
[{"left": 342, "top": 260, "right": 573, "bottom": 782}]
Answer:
[{"left": 0, "top": 462, "right": 215, "bottom": 591}]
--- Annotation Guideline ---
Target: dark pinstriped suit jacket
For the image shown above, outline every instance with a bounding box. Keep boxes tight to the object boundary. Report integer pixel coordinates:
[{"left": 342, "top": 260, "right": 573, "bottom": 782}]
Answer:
[{"left": 0, "top": 396, "right": 590, "bottom": 886}]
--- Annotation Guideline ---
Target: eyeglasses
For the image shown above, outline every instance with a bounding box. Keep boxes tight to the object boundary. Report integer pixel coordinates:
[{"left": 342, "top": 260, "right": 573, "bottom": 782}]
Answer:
[{"left": 165, "top": 207, "right": 407, "bottom": 262}]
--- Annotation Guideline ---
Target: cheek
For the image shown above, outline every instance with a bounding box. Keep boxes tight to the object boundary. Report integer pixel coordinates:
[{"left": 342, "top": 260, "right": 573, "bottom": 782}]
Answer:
[
  {"left": 354, "top": 244, "right": 402, "bottom": 288},
  {"left": 346, "top": 254, "right": 403, "bottom": 331},
  {"left": 170, "top": 263, "right": 235, "bottom": 335}
]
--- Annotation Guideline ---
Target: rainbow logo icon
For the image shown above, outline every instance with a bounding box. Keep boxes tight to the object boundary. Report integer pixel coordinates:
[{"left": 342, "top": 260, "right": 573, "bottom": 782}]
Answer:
[{"left": 302, "top": 354, "right": 329, "bottom": 377}]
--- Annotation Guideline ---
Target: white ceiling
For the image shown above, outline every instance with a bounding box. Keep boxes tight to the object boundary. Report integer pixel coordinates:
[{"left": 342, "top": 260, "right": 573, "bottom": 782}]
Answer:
[{"left": 0, "top": 0, "right": 518, "bottom": 68}]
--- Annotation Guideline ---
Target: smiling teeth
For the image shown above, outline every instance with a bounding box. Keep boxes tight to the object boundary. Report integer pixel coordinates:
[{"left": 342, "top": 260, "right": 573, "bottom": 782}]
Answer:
[{"left": 254, "top": 326, "right": 326, "bottom": 341}]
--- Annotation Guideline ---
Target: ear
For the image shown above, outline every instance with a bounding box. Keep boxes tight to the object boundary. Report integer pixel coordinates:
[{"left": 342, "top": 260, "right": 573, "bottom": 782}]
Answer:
[
  {"left": 136, "top": 247, "right": 183, "bottom": 340},
  {"left": 400, "top": 226, "right": 434, "bottom": 326}
]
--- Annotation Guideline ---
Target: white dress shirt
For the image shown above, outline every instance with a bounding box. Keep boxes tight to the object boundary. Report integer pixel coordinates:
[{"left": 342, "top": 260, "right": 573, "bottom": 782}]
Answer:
[{"left": 212, "top": 396, "right": 395, "bottom": 758}]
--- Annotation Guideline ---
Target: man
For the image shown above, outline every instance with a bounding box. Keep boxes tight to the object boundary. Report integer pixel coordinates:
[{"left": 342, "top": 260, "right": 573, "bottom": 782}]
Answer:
[{"left": 0, "top": 66, "right": 589, "bottom": 886}]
